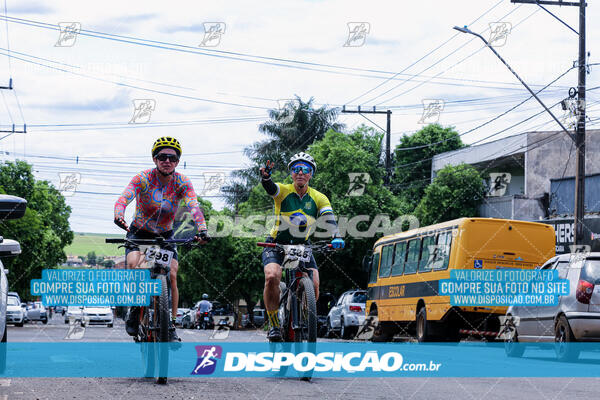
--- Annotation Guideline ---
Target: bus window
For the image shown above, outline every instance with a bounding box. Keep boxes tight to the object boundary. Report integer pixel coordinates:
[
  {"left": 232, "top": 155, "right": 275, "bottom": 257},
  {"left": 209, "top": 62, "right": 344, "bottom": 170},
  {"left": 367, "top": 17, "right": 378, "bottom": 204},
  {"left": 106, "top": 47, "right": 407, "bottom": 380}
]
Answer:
[
  {"left": 379, "top": 245, "right": 393, "bottom": 278},
  {"left": 404, "top": 239, "right": 420, "bottom": 275},
  {"left": 369, "top": 252, "right": 381, "bottom": 284},
  {"left": 418, "top": 236, "right": 436, "bottom": 272},
  {"left": 391, "top": 242, "right": 407, "bottom": 276},
  {"left": 433, "top": 231, "right": 452, "bottom": 270}
]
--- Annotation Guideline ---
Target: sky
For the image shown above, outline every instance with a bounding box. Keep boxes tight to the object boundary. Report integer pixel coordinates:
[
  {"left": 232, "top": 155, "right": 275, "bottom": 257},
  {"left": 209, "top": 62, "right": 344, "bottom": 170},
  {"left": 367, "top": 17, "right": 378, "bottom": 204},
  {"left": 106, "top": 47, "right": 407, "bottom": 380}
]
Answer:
[{"left": 0, "top": 0, "right": 598, "bottom": 233}]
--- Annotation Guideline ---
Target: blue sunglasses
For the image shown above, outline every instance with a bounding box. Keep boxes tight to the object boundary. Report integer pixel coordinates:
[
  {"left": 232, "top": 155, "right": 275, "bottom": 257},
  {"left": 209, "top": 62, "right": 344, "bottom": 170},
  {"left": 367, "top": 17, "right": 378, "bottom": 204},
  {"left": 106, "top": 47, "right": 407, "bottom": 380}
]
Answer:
[{"left": 290, "top": 164, "right": 313, "bottom": 174}]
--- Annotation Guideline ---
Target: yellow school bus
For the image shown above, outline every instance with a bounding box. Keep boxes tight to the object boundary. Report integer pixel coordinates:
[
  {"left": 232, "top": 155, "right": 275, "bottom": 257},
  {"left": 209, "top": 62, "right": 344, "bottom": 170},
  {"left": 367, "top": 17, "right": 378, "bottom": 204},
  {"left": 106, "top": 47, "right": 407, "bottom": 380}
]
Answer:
[{"left": 365, "top": 218, "right": 555, "bottom": 341}]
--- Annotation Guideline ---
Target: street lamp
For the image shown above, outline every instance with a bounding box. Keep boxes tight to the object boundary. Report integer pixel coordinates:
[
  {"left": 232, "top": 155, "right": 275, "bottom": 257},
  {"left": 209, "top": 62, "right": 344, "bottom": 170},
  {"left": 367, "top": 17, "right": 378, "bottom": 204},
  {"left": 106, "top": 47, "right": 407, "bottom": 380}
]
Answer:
[{"left": 452, "top": 25, "right": 574, "bottom": 141}]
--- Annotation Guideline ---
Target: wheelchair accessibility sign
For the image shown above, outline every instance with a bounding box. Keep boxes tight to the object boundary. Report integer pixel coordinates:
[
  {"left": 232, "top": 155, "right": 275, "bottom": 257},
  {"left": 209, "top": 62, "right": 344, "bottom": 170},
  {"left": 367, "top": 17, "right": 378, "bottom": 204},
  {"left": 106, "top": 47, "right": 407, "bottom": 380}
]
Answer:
[{"left": 474, "top": 259, "right": 483, "bottom": 269}]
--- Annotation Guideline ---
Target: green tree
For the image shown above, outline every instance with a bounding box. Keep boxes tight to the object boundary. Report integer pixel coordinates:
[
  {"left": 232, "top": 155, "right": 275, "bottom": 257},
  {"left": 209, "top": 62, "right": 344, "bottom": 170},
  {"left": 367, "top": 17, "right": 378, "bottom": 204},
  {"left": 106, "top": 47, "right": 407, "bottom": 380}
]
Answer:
[
  {"left": 392, "top": 124, "right": 465, "bottom": 208},
  {"left": 0, "top": 161, "right": 73, "bottom": 298},
  {"left": 86, "top": 251, "right": 97, "bottom": 266},
  {"left": 225, "top": 96, "right": 344, "bottom": 209},
  {"left": 416, "top": 163, "right": 486, "bottom": 226}
]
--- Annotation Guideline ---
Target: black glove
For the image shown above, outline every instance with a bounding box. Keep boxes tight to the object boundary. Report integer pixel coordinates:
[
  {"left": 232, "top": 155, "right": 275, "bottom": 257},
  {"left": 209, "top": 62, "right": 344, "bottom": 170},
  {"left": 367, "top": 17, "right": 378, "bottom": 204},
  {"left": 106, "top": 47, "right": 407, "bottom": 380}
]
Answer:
[
  {"left": 114, "top": 217, "right": 129, "bottom": 231},
  {"left": 259, "top": 160, "right": 274, "bottom": 180},
  {"left": 195, "top": 230, "right": 211, "bottom": 243}
]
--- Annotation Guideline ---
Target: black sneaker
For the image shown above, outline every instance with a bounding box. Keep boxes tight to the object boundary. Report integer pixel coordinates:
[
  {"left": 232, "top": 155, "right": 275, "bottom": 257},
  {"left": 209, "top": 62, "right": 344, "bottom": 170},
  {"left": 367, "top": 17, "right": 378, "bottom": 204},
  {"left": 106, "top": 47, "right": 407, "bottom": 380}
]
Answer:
[
  {"left": 125, "top": 307, "right": 139, "bottom": 336},
  {"left": 267, "top": 327, "right": 283, "bottom": 342}
]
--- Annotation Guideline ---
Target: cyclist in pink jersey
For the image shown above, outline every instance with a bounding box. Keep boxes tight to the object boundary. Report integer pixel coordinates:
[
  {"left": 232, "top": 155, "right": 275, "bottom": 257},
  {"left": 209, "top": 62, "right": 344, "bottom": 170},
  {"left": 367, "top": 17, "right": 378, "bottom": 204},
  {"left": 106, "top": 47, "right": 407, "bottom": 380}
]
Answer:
[{"left": 114, "top": 136, "right": 210, "bottom": 341}]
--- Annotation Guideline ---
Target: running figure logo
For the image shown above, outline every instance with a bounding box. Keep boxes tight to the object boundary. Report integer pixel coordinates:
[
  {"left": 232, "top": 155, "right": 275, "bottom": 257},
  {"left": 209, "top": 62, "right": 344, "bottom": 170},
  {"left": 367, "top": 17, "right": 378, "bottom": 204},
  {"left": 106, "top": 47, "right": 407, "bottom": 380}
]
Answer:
[
  {"left": 418, "top": 99, "right": 444, "bottom": 124},
  {"left": 129, "top": 99, "right": 156, "bottom": 124},
  {"left": 199, "top": 23, "right": 226, "bottom": 47},
  {"left": 488, "top": 22, "right": 511, "bottom": 47},
  {"left": 344, "top": 22, "right": 370, "bottom": 47},
  {"left": 191, "top": 345, "right": 223, "bottom": 375},
  {"left": 55, "top": 22, "right": 81, "bottom": 47},
  {"left": 346, "top": 173, "right": 370, "bottom": 196}
]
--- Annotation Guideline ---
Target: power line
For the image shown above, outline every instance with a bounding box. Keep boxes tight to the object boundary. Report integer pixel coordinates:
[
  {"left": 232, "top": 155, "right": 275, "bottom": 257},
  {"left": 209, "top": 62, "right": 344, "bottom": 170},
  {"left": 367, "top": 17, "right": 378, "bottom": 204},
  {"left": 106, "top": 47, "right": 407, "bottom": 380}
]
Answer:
[
  {"left": 0, "top": 15, "right": 573, "bottom": 93},
  {"left": 374, "top": 7, "right": 540, "bottom": 106},
  {"left": 345, "top": 0, "right": 506, "bottom": 105}
]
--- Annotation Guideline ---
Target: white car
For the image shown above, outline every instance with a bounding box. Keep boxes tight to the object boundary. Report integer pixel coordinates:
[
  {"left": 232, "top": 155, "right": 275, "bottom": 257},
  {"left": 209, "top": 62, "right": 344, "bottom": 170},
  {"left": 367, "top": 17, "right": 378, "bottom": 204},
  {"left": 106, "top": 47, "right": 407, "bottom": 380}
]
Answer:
[
  {"left": 6, "top": 295, "right": 24, "bottom": 327},
  {"left": 326, "top": 290, "right": 367, "bottom": 339},
  {"left": 65, "top": 305, "right": 85, "bottom": 325},
  {"left": 505, "top": 252, "right": 600, "bottom": 360},
  {"left": 83, "top": 306, "right": 114, "bottom": 327}
]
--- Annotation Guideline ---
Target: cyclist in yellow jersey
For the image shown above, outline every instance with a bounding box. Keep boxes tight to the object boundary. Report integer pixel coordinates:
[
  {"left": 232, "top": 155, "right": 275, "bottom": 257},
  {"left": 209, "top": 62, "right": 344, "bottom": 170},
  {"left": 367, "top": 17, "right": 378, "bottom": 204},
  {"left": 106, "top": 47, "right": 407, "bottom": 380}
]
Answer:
[{"left": 259, "top": 152, "right": 344, "bottom": 341}]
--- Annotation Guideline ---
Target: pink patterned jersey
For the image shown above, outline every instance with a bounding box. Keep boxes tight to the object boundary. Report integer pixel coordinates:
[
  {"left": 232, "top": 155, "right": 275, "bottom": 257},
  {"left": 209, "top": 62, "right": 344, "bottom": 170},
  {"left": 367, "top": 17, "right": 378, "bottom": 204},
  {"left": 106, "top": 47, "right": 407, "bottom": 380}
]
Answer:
[{"left": 114, "top": 168, "right": 207, "bottom": 234}]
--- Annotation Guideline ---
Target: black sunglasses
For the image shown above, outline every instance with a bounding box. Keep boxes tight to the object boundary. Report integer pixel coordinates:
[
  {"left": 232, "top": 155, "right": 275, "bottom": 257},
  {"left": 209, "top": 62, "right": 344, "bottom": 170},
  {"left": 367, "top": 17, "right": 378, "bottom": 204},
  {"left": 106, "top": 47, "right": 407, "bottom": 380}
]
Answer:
[{"left": 155, "top": 154, "right": 179, "bottom": 162}]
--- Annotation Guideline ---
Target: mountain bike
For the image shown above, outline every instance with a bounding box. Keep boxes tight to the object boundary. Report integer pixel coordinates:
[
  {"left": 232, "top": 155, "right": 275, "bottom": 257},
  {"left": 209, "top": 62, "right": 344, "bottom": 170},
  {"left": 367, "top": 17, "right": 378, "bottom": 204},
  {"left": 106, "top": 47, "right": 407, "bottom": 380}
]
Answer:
[
  {"left": 258, "top": 241, "right": 334, "bottom": 343},
  {"left": 106, "top": 236, "right": 195, "bottom": 384}
]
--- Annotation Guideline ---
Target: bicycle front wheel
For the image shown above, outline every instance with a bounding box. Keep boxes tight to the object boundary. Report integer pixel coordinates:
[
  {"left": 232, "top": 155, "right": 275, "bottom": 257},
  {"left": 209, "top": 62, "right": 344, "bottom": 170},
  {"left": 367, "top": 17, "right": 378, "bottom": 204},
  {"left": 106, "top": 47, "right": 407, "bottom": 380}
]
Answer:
[
  {"left": 156, "top": 274, "right": 170, "bottom": 383},
  {"left": 295, "top": 276, "right": 317, "bottom": 342}
]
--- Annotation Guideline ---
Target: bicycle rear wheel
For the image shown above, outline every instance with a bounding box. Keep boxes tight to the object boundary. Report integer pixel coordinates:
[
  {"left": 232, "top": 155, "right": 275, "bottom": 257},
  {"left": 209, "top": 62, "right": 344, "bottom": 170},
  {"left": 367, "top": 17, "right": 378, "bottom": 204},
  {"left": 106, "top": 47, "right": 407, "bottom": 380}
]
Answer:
[{"left": 139, "top": 307, "right": 155, "bottom": 378}]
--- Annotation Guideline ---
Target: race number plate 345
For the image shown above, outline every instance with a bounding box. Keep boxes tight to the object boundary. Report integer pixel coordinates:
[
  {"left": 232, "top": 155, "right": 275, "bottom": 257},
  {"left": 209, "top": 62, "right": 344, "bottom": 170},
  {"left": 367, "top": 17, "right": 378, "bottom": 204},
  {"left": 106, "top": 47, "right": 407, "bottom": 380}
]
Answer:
[{"left": 145, "top": 247, "right": 174, "bottom": 267}]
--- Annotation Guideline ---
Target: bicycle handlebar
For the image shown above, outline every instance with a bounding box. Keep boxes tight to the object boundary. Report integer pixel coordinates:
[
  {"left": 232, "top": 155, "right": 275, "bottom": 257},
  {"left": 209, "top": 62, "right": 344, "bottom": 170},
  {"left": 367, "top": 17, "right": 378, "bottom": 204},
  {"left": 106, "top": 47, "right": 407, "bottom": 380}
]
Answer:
[
  {"left": 257, "top": 242, "right": 333, "bottom": 249},
  {"left": 105, "top": 237, "right": 197, "bottom": 245}
]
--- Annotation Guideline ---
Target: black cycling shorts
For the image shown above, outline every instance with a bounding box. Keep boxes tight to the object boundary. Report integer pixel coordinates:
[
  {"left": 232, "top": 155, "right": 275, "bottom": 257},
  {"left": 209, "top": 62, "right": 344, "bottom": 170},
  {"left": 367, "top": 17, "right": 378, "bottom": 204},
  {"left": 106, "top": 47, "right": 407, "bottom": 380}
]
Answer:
[
  {"left": 261, "top": 237, "right": 318, "bottom": 270},
  {"left": 125, "top": 227, "right": 178, "bottom": 262}
]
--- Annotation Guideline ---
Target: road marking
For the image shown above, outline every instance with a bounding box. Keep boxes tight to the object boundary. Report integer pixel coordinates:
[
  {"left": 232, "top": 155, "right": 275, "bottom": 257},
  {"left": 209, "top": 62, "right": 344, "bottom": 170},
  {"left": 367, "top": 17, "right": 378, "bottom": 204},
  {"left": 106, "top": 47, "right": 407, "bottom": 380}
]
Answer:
[{"left": 0, "top": 379, "right": 10, "bottom": 386}]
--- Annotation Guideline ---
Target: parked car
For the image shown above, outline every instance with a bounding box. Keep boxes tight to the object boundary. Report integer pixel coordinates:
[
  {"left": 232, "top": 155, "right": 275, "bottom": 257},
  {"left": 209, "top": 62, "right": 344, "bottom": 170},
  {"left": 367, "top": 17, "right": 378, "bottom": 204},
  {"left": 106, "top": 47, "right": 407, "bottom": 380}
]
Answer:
[
  {"left": 83, "top": 306, "right": 113, "bottom": 327},
  {"left": 6, "top": 294, "right": 24, "bottom": 327},
  {"left": 175, "top": 308, "right": 189, "bottom": 327},
  {"left": 317, "top": 293, "right": 336, "bottom": 337},
  {"left": 505, "top": 253, "right": 600, "bottom": 361},
  {"left": 242, "top": 308, "right": 266, "bottom": 328},
  {"left": 65, "top": 305, "right": 85, "bottom": 325},
  {"left": 327, "top": 290, "right": 367, "bottom": 339},
  {"left": 0, "top": 194, "right": 27, "bottom": 372},
  {"left": 26, "top": 302, "right": 48, "bottom": 324},
  {"left": 7, "top": 292, "right": 20, "bottom": 304}
]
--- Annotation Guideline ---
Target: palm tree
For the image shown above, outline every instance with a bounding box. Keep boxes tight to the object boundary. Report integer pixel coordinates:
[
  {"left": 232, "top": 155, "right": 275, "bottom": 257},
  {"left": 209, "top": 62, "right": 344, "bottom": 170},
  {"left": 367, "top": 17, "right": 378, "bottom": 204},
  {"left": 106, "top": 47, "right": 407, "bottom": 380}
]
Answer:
[{"left": 223, "top": 96, "right": 344, "bottom": 208}]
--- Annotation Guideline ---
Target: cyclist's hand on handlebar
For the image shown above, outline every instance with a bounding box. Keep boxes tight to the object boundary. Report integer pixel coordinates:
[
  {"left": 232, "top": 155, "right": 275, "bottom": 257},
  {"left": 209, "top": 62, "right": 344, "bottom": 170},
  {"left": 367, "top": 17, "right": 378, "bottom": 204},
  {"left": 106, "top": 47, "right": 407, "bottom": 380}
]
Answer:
[
  {"left": 331, "top": 238, "right": 345, "bottom": 249},
  {"left": 114, "top": 217, "right": 129, "bottom": 232},
  {"left": 259, "top": 160, "right": 274, "bottom": 179},
  {"left": 194, "top": 230, "right": 211, "bottom": 244}
]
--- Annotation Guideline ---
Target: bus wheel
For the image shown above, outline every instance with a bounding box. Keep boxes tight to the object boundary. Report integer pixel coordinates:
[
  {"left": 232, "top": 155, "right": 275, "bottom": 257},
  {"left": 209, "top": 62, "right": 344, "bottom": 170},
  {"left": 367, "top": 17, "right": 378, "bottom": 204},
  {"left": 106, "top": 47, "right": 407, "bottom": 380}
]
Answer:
[
  {"left": 371, "top": 310, "right": 394, "bottom": 342},
  {"left": 416, "top": 308, "right": 431, "bottom": 342}
]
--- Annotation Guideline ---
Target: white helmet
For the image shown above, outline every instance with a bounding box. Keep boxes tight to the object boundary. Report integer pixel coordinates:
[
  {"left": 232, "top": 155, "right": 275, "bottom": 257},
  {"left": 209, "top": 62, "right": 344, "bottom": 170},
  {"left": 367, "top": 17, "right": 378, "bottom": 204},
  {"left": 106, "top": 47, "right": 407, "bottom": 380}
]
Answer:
[{"left": 287, "top": 152, "right": 316, "bottom": 173}]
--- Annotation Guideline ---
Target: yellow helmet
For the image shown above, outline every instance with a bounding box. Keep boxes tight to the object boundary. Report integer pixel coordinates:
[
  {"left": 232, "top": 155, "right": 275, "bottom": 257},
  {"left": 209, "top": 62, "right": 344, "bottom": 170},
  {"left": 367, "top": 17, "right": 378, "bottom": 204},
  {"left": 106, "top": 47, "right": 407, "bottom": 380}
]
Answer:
[{"left": 152, "top": 136, "right": 182, "bottom": 157}]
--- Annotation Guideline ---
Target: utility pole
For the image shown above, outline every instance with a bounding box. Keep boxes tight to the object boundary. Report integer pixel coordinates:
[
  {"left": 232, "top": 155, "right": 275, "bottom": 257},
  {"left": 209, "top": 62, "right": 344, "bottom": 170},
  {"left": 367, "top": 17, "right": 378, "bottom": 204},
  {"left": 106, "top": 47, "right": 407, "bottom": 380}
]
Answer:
[
  {"left": 0, "top": 79, "right": 26, "bottom": 137},
  {"left": 341, "top": 105, "right": 392, "bottom": 184},
  {"left": 510, "top": 0, "right": 587, "bottom": 245}
]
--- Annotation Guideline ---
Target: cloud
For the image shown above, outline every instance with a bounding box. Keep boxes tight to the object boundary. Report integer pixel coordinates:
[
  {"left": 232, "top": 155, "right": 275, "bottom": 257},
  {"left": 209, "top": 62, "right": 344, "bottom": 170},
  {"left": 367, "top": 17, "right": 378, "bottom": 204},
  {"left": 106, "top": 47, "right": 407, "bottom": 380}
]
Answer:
[
  {"left": 160, "top": 24, "right": 208, "bottom": 34},
  {"left": 8, "top": 2, "right": 54, "bottom": 15},
  {"left": 36, "top": 90, "right": 130, "bottom": 112}
]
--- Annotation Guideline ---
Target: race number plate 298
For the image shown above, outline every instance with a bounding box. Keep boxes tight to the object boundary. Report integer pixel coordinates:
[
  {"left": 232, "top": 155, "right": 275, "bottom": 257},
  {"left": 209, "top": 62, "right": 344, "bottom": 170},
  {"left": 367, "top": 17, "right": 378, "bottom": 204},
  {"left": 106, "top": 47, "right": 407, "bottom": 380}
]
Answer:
[{"left": 145, "top": 247, "right": 174, "bottom": 267}]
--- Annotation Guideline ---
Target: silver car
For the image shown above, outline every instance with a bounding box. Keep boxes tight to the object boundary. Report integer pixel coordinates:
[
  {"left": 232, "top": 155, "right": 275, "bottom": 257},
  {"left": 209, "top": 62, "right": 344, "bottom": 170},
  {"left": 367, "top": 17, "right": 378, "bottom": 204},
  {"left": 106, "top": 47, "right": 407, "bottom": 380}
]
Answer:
[
  {"left": 505, "top": 252, "right": 600, "bottom": 360},
  {"left": 83, "top": 306, "right": 114, "bottom": 327},
  {"left": 326, "top": 290, "right": 367, "bottom": 339},
  {"left": 26, "top": 301, "right": 48, "bottom": 324}
]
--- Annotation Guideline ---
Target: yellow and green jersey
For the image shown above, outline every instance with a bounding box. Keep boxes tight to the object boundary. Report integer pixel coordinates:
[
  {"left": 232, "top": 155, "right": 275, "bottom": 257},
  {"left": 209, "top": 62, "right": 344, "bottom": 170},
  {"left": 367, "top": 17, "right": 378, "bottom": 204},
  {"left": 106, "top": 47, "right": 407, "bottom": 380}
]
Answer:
[{"left": 268, "top": 183, "right": 334, "bottom": 244}]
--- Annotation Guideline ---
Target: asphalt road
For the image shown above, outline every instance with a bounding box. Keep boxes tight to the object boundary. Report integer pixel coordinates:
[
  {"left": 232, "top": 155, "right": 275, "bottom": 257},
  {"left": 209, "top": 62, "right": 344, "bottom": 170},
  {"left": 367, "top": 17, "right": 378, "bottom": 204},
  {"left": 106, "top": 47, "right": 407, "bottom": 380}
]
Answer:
[{"left": 1, "top": 314, "right": 599, "bottom": 400}]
